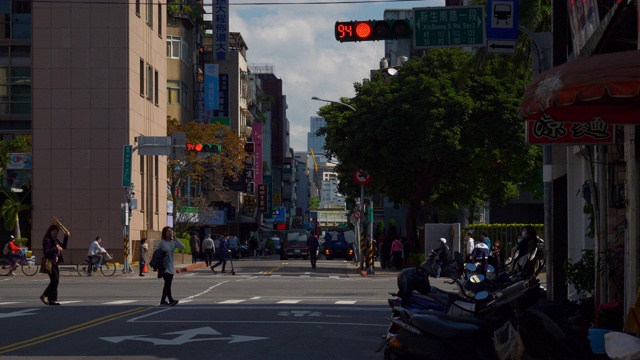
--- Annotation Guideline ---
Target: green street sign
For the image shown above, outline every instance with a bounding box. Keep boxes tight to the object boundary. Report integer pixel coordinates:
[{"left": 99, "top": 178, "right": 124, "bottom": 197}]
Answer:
[
  {"left": 413, "top": 6, "right": 485, "bottom": 49},
  {"left": 122, "top": 145, "right": 132, "bottom": 187}
]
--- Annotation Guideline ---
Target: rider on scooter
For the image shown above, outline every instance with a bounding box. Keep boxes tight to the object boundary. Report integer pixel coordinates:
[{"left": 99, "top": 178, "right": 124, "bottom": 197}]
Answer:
[{"left": 431, "top": 238, "right": 449, "bottom": 279}]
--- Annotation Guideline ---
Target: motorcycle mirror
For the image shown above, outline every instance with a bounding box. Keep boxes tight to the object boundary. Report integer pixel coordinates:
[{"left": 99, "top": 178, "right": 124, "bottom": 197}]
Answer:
[
  {"left": 465, "top": 263, "right": 477, "bottom": 272},
  {"left": 475, "top": 291, "right": 490, "bottom": 301},
  {"left": 469, "top": 274, "right": 485, "bottom": 283}
]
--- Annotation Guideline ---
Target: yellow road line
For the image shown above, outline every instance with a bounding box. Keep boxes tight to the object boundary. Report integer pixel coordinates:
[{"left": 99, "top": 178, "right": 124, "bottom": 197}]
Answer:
[
  {"left": 262, "top": 265, "right": 283, "bottom": 275},
  {"left": 0, "top": 306, "right": 150, "bottom": 355}
]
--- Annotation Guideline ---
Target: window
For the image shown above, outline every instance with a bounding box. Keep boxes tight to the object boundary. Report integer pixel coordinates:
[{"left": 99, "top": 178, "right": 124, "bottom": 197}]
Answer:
[
  {"left": 135, "top": 0, "right": 140, "bottom": 16},
  {"left": 154, "top": 70, "right": 159, "bottom": 106},
  {"left": 167, "top": 80, "right": 189, "bottom": 108},
  {"left": 158, "top": 2, "right": 162, "bottom": 37},
  {"left": 166, "top": 36, "right": 181, "bottom": 59},
  {"left": 139, "top": 59, "right": 144, "bottom": 97},
  {"left": 146, "top": 64, "right": 153, "bottom": 101},
  {"left": 146, "top": 0, "right": 153, "bottom": 28},
  {"left": 0, "top": 65, "right": 31, "bottom": 115},
  {"left": 167, "top": 80, "right": 179, "bottom": 104},
  {"left": 166, "top": 36, "right": 189, "bottom": 64}
]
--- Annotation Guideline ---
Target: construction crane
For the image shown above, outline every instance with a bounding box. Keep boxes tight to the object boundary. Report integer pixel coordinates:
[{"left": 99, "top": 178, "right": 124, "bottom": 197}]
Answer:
[{"left": 309, "top": 148, "right": 319, "bottom": 172}]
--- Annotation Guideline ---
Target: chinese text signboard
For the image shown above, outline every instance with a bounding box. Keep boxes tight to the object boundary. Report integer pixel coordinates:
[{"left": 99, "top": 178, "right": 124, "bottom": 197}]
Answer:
[
  {"left": 526, "top": 115, "right": 615, "bottom": 145},
  {"left": 413, "top": 6, "right": 485, "bottom": 49}
]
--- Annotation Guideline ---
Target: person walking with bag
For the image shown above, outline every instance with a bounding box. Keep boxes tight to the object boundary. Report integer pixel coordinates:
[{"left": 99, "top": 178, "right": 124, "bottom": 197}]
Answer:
[
  {"left": 41, "top": 224, "right": 69, "bottom": 306},
  {"left": 157, "top": 226, "right": 185, "bottom": 306}
]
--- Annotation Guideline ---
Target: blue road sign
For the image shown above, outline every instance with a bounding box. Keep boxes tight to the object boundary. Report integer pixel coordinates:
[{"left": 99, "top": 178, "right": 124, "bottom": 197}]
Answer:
[{"left": 486, "top": 0, "right": 518, "bottom": 40}]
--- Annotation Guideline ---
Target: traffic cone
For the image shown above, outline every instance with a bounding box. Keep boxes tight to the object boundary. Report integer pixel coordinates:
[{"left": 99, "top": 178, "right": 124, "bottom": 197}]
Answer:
[{"left": 142, "top": 264, "right": 148, "bottom": 273}]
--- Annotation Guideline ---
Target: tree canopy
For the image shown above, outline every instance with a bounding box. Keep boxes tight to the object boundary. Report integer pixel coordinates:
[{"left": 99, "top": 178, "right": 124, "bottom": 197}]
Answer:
[
  {"left": 319, "top": 48, "right": 542, "bottom": 248},
  {"left": 166, "top": 117, "right": 247, "bottom": 223}
]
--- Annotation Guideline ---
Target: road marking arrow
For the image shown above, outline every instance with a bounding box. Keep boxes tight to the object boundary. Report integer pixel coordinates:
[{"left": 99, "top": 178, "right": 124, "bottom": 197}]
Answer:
[
  {"left": 0, "top": 308, "right": 39, "bottom": 319},
  {"left": 100, "top": 327, "right": 268, "bottom": 345}
]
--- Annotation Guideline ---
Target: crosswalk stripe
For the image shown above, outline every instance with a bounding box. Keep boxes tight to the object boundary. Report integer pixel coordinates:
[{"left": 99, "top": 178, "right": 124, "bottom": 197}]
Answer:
[
  {"left": 103, "top": 300, "right": 137, "bottom": 305},
  {"left": 277, "top": 300, "right": 301, "bottom": 304},
  {"left": 335, "top": 300, "right": 357, "bottom": 305},
  {"left": 0, "top": 302, "right": 20, "bottom": 305},
  {"left": 218, "top": 300, "right": 246, "bottom": 304}
]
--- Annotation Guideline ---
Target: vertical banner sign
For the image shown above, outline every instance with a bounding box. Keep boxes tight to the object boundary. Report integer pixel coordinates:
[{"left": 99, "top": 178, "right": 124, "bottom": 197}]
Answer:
[
  {"left": 263, "top": 175, "right": 273, "bottom": 219},
  {"left": 212, "top": 0, "right": 229, "bottom": 61},
  {"left": 258, "top": 184, "right": 268, "bottom": 212},
  {"left": 122, "top": 145, "right": 132, "bottom": 187},
  {"left": 204, "top": 64, "right": 219, "bottom": 111},
  {"left": 252, "top": 122, "right": 263, "bottom": 184}
]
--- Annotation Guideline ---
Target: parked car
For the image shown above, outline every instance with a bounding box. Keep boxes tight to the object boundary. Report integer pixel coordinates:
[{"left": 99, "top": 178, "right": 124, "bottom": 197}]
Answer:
[{"left": 228, "top": 236, "right": 250, "bottom": 259}]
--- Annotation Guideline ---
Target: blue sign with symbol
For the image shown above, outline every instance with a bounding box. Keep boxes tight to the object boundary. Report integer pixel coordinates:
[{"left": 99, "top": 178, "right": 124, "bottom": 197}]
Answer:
[{"left": 486, "top": 0, "right": 518, "bottom": 40}]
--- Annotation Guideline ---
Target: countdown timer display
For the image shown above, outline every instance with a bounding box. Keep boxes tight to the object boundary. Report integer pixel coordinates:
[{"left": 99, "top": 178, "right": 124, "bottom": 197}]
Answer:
[{"left": 335, "top": 19, "right": 411, "bottom": 42}]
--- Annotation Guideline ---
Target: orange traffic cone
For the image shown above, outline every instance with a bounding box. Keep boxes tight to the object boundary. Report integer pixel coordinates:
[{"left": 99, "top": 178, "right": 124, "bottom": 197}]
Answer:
[{"left": 142, "top": 264, "right": 148, "bottom": 273}]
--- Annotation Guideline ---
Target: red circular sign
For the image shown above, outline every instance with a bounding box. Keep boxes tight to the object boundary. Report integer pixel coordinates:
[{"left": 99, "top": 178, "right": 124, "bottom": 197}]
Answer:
[{"left": 353, "top": 168, "right": 373, "bottom": 185}]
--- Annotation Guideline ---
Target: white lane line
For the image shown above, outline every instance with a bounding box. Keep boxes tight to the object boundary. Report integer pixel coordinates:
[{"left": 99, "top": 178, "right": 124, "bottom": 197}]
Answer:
[
  {"left": 250, "top": 296, "right": 261, "bottom": 300},
  {"left": 277, "top": 300, "right": 301, "bottom": 304},
  {"left": 335, "top": 301, "right": 357, "bottom": 305},
  {"left": 329, "top": 276, "right": 341, "bottom": 279},
  {"left": 58, "top": 301, "right": 83, "bottom": 305},
  {"left": 269, "top": 275, "right": 282, "bottom": 277},
  {"left": 181, "top": 281, "right": 229, "bottom": 302},
  {"left": 218, "top": 300, "right": 246, "bottom": 304},
  {"left": 103, "top": 300, "right": 137, "bottom": 305},
  {"left": 0, "top": 302, "right": 20, "bottom": 305}
]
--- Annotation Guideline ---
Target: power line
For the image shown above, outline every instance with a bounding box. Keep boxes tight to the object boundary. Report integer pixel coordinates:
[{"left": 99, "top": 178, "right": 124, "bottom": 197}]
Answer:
[{"left": 14, "top": 0, "right": 428, "bottom": 6}]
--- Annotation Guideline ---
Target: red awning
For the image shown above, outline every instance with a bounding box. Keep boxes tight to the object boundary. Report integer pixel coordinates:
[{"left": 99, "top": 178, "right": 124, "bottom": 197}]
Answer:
[{"left": 521, "top": 50, "right": 640, "bottom": 124}]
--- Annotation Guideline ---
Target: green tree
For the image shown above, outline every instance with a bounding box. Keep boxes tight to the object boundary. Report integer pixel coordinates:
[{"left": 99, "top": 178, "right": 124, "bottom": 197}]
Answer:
[
  {"left": 319, "top": 48, "right": 541, "bottom": 250},
  {"left": 0, "top": 188, "right": 31, "bottom": 239},
  {"left": 167, "top": 117, "right": 247, "bottom": 233},
  {"left": 0, "top": 136, "right": 31, "bottom": 175},
  {"left": 309, "top": 196, "right": 320, "bottom": 210}
]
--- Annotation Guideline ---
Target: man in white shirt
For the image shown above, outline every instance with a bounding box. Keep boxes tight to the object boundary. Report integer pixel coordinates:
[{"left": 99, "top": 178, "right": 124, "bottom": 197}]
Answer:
[
  {"left": 465, "top": 232, "right": 475, "bottom": 262},
  {"left": 87, "top": 236, "right": 106, "bottom": 276}
]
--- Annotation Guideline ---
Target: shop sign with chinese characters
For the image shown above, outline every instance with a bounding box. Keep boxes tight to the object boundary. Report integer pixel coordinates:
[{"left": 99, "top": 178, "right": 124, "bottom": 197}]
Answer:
[{"left": 526, "top": 114, "right": 615, "bottom": 145}]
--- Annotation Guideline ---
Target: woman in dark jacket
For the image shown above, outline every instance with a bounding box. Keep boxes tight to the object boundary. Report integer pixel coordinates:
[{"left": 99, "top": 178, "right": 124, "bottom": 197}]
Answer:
[{"left": 41, "top": 224, "right": 69, "bottom": 306}]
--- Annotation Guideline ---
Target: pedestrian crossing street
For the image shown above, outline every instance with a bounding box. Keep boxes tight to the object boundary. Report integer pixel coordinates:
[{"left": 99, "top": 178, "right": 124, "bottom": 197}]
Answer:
[{"left": 0, "top": 297, "right": 384, "bottom": 306}]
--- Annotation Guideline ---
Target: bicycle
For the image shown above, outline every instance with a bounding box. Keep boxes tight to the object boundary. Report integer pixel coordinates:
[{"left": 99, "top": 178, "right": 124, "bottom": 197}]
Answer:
[
  {"left": 77, "top": 252, "right": 116, "bottom": 276},
  {"left": 0, "top": 252, "right": 39, "bottom": 276}
]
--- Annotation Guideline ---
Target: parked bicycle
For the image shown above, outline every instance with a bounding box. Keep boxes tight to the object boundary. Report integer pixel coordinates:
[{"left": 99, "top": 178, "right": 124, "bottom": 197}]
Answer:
[
  {"left": 77, "top": 251, "right": 116, "bottom": 276},
  {"left": 0, "top": 252, "right": 38, "bottom": 276}
]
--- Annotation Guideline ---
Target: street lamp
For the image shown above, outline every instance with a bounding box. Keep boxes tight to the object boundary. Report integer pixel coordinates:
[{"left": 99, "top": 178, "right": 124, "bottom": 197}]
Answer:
[{"left": 311, "top": 96, "right": 356, "bottom": 112}]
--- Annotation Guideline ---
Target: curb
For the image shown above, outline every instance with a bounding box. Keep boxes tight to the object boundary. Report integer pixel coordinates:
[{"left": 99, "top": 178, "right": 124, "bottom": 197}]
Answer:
[{"left": 176, "top": 263, "right": 206, "bottom": 274}]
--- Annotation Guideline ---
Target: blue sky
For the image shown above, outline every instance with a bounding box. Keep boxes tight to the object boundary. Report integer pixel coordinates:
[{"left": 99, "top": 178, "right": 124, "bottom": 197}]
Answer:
[{"left": 204, "top": 0, "right": 445, "bottom": 152}]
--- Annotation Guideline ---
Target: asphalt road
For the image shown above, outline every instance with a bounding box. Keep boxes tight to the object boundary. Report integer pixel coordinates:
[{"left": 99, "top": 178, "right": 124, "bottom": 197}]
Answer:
[{"left": 0, "top": 256, "right": 433, "bottom": 360}]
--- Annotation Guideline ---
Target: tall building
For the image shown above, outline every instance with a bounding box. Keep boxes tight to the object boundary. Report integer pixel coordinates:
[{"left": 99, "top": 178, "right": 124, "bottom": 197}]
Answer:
[
  {"left": 307, "top": 116, "right": 325, "bottom": 155},
  {"left": 27, "top": 1, "right": 169, "bottom": 261}
]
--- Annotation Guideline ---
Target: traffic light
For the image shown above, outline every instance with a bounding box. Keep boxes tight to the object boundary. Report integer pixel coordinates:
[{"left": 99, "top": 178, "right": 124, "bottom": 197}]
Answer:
[
  {"left": 244, "top": 142, "right": 255, "bottom": 154},
  {"left": 335, "top": 19, "right": 411, "bottom": 42},
  {"left": 186, "top": 143, "right": 221, "bottom": 153},
  {"left": 275, "top": 223, "right": 288, "bottom": 231}
]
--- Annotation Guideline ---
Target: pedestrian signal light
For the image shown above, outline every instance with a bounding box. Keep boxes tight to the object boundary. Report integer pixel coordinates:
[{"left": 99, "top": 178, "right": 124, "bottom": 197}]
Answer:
[
  {"left": 186, "top": 143, "right": 221, "bottom": 153},
  {"left": 335, "top": 19, "right": 412, "bottom": 42}
]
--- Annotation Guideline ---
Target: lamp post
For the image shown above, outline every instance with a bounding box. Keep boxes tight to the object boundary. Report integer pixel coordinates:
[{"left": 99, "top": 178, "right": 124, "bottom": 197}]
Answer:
[
  {"left": 311, "top": 96, "right": 356, "bottom": 112},
  {"left": 311, "top": 96, "right": 367, "bottom": 270}
]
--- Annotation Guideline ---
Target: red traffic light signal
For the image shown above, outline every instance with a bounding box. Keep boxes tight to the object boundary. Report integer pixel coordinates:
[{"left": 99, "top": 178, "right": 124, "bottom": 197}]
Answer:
[
  {"left": 335, "top": 19, "right": 411, "bottom": 42},
  {"left": 275, "top": 223, "right": 288, "bottom": 231},
  {"left": 244, "top": 142, "right": 255, "bottom": 154},
  {"left": 186, "top": 143, "right": 221, "bottom": 153}
]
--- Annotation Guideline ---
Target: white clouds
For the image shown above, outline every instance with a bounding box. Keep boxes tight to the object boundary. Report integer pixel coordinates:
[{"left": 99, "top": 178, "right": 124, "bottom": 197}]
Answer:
[{"left": 204, "top": 1, "right": 443, "bottom": 151}]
